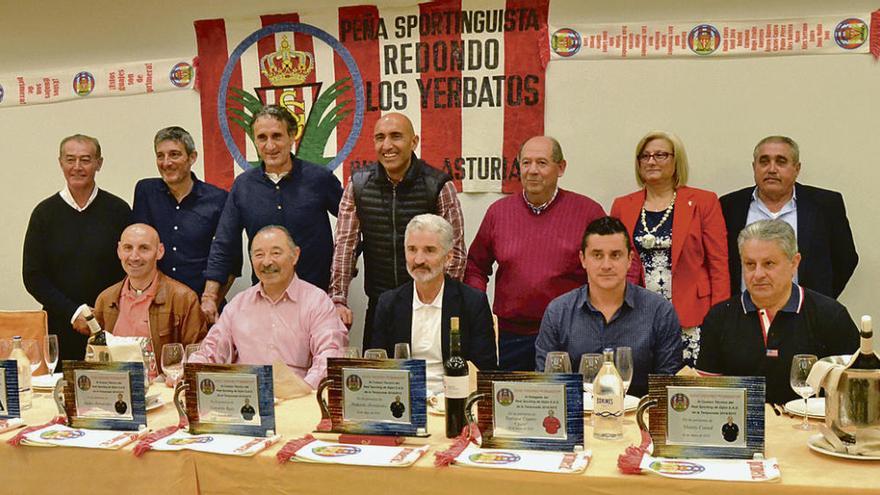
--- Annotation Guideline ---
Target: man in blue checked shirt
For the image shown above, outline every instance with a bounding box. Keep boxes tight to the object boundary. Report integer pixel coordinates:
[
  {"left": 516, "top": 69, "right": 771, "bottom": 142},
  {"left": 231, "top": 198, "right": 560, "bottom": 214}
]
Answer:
[
  {"left": 535, "top": 216, "right": 683, "bottom": 397},
  {"left": 201, "top": 105, "right": 343, "bottom": 323},
  {"left": 133, "top": 126, "right": 234, "bottom": 306}
]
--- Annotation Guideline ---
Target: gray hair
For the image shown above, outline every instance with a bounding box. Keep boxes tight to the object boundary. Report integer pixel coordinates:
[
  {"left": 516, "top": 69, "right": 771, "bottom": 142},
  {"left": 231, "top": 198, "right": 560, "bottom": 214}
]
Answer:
[
  {"left": 253, "top": 105, "right": 297, "bottom": 136},
  {"left": 753, "top": 135, "right": 800, "bottom": 164},
  {"left": 154, "top": 126, "right": 196, "bottom": 155},
  {"left": 737, "top": 219, "right": 798, "bottom": 259},
  {"left": 518, "top": 136, "right": 564, "bottom": 163},
  {"left": 405, "top": 214, "right": 453, "bottom": 254},
  {"left": 251, "top": 224, "right": 298, "bottom": 254},
  {"left": 59, "top": 134, "right": 101, "bottom": 158}
]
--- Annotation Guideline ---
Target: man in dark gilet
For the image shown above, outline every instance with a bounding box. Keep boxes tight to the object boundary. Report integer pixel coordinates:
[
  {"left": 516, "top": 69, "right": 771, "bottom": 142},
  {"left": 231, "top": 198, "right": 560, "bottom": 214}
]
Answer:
[{"left": 329, "top": 113, "right": 465, "bottom": 348}]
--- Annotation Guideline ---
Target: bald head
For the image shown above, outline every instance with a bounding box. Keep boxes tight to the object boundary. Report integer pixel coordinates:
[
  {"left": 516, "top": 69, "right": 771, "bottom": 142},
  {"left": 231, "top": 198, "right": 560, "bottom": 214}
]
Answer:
[
  {"left": 373, "top": 112, "right": 419, "bottom": 181},
  {"left": 117, "top": 223, "right": 164, "bottom": 284}
]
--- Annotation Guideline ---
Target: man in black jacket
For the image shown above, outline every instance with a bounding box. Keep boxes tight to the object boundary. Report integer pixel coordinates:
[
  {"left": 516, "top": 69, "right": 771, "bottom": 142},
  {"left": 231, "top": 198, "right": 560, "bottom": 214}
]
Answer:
[
  {"left": 330, "top": 113, "right": 465, "bottom": 347},
  {"left": 372, "top": 214, "right": 496, "bottom": 395},
  {"left": 719, "top": 135, "right": 857, "bottom": 298}
]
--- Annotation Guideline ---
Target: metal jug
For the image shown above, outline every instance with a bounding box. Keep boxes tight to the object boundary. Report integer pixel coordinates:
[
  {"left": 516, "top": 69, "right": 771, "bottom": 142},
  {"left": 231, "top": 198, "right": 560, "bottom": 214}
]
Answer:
[{"left": 821, "top": 354, "right": 880, "bottom": 446}]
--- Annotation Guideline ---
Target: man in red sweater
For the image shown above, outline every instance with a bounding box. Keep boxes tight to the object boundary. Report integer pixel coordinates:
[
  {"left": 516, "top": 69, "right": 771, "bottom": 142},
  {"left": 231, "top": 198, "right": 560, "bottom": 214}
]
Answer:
[{"left": 465, "top": 136, "right": 608, "bottom": 371}]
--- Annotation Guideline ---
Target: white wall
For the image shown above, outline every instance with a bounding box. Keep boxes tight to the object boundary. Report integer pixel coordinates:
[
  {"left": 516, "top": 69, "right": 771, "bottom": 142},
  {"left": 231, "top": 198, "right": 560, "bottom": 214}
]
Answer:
[{"left": 1, "top": 0, "right": 877, "bottom": 348}]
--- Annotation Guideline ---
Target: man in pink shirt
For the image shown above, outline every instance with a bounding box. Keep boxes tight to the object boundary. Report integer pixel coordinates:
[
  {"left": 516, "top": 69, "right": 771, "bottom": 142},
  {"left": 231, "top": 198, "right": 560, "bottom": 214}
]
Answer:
[
  {"left": 94, "top": 224, "right": 207, "bottom": 360},
  {"left": 192, "top": 225, "right": 347, "bottom": 389}
]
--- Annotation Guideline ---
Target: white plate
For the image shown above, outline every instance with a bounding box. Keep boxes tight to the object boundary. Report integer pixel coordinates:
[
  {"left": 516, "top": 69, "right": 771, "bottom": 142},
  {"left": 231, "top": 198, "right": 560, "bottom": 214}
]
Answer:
[
  {"left": 784, "top": 398, "right": 825, "bottom": 418},
  {"left": 32, "top": 373, "right": 63, "bottom": 390},
  {"left": 807, "top": 433, "right": 880, "bottom": 461},
  {"left": 146, "top": 398, "right": 165, "bottom": 411},
  {"left": 583, "top": 393, "right": 639, "bottom": 413}
]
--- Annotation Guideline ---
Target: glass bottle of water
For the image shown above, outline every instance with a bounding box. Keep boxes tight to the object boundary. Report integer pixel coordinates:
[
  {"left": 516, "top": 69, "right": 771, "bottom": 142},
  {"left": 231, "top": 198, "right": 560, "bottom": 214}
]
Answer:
[
  {"left": 10, "top": 336, "right": 33, "bottom": 410},
  {"left": 593, "top": 348, "right": 623, "bottom": 440}
]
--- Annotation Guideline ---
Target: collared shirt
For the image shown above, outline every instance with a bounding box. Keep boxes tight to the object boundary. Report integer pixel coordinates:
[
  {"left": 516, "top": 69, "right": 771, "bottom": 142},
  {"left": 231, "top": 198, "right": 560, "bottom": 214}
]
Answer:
[
  {"left": 112, "top": 272, "right": 160, "bottom": 338},
  {"left": 411, "top": 282, "right": 445, "bottom": 394},
  {"left": 697, "top": 283, "right": 859, "bottom": 403},
  {"left": 205, "top": 156, "right": 343, "bottom": 291},
  {"left": 59, "top": 185, "right": 98, "bottom": 212},
  {"left": 535, "top": 283, "right": 683, "bottom": 397},
  {"left": 132, "top": 174, "right": 230, "bottom": 295},
  {"left": 745, "top": 187, "right": 798, "bottom": 290},
  {"left": 191, "top": 276, "right": 348, "bottom": 389},
  {"left": 329, "top": 179, "right": 465, "bottom": 306},
  {"left": 522, "top": 186, "right": 559, "bottom": 215}
]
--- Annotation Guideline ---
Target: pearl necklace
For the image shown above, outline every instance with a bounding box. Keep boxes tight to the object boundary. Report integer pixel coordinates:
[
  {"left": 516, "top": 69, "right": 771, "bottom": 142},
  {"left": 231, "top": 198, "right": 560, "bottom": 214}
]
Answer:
[{"left": 639, "top": 190, "right": 676, "bottom": 249}]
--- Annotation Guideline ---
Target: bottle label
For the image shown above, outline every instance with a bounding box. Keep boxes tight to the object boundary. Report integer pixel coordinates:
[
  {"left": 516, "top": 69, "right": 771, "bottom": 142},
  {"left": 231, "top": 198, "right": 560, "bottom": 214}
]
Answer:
[{"left": 444, "top": 375, "right": 469, "bottom": 399}]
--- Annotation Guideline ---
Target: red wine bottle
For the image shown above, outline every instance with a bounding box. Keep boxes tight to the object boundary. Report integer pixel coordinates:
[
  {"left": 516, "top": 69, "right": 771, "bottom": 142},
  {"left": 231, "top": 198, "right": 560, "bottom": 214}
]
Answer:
[{"left": 444, "top": 317, "right": 468, "bottom": 438}]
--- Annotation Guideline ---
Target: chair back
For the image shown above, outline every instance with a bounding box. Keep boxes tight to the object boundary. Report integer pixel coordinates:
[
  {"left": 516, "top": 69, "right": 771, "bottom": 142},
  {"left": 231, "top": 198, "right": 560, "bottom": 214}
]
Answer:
[{"left": 0, "top": 310, "right": 49, "bottom": 375}]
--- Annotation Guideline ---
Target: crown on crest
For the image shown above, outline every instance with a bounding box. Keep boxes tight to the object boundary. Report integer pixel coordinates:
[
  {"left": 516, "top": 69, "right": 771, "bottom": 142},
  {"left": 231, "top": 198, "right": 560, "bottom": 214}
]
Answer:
[{"left": 260, "top": 35, "right": 314, "bottom": 86}]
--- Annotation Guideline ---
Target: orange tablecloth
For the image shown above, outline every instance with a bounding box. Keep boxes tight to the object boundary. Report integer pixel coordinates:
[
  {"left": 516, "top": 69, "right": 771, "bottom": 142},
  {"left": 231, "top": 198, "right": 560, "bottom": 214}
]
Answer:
[{"left": 2, "top": 387, "right": 877, "bottom": 495}]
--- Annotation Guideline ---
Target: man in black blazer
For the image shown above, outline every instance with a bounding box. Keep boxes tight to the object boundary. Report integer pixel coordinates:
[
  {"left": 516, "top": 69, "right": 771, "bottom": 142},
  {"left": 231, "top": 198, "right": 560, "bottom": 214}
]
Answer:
[
  {"left": 373, "top": 214, "right": 497, "bottom": 392},
  {"left": 720, "top": 136, "right": 858, "bottom": 298}
]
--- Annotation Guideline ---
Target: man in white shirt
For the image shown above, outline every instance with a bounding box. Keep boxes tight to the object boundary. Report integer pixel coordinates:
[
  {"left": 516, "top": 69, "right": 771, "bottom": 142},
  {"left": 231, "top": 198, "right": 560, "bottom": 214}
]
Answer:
[{"left": 372, "top": 214, "right": 496, "bottom": 393}]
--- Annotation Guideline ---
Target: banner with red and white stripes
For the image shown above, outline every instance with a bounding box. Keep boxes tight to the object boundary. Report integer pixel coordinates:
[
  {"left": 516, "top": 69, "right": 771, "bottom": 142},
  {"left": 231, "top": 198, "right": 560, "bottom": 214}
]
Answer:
[{"left": 194, "top": 0, "right": 548, "bottom": 193}]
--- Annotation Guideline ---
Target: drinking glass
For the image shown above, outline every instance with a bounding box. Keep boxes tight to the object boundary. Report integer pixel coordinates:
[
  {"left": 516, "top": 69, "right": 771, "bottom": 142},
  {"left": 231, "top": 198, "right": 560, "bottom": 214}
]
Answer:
[
  {"left": 394, "top": 343, "right": 412, "bottom": 359},
  {"left": 21, "top": 339, "right": 41, "bottom": 375},
  {"left": 579, "top": 353, "right": 603, "bottom": 396},
  {"left": 185, "top": 343, "right": 201, "bottom": 363},
  {"left": 162, "top": 343, "right": 185, "bottom": 385},
  {"left": 44, "top": 335, "right": 59, "bottom": 375},
  {"left": 364, "top": 348, "right": 388, "bottom": 360},
  {"left": 341, "top": 346, "right": 361, "bottom": 358},
  {"left": 790, "top": 354, "right": 818, "bottom": 430},
  {"left": 544, "top": 351, "right": 571, "bottom": 373},
  {"left": 615, "top": 347, "right": 633, "bottom": 396}
]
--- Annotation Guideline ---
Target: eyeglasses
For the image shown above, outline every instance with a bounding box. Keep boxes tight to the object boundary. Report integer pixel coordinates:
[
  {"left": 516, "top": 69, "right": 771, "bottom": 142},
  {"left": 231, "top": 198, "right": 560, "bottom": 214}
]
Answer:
[{"left": 638, "top": 152, "right": 673, "bottom": 163}]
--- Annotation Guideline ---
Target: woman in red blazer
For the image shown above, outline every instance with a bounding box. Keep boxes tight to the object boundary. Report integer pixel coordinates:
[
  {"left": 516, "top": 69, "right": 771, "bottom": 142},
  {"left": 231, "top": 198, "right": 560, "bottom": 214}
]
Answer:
[{"left": 610, "top": 131, "right": 729, "bottom": 367}]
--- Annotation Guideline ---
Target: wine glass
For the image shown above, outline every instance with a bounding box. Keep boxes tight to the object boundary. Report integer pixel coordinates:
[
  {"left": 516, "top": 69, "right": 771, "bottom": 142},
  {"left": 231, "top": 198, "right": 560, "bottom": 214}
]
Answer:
[
  {"left": 579, "top": 353, "right": 603, "bottom": 396},
  {"left": 18, "top": 339, "right": 42, "bottom": 375},
  {"left": 363, "top": 348, "right": 388, "bottom": 360},
  {"left": 790, "top": 354, "right": 818, "bottom": 430},
  {"left": 545, "top": 351, "right": 571, "bottom": 373},
  {"left": 44, "top": 335, "right": 59, "bottom": 375},
  {"left": 341, "top": 346, "right": 361, "bottom": 358},
  {"left": 184, "top": 343, "right": 201, "bottom": 363},
  {"left": 161, "top": 343, "right": 185, "bottom": 386},
  {"left": 615, "top": 347, "right": 633, "bottom": 396},
  {"left": 394, "top": 343, "right": 411, "bottom": 359}
]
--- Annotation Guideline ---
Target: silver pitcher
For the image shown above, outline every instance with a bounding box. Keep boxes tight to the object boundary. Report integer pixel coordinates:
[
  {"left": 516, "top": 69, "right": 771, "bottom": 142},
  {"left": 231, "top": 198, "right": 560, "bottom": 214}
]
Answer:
[{"left": 821, "top": 354, "right": 880, "bottom": 446}]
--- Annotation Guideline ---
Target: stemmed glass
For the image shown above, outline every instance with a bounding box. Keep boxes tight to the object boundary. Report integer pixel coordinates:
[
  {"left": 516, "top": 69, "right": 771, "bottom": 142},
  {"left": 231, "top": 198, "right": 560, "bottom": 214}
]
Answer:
[
  {"left": 341, "top": 346, "right": 361, "bottom": 358},
  {"left": 790, "top": 354, "right": 818, "bottom": 430},
  {"left": 21, "top": 339, "right": 41, "bottom": 376},
  {"left": 44, "top": 335, "right": 59, "bottom": 375},
  {"left": 184, "top": 343, "right": 201, "bottom": 363},
  {"left": 545, "top": 351, "right": 571, "bottom": 373},
  {"left": 579, "top": 353, "right": 603, "bottom": 425},
  {"left": 615, "top": 347, "right": 634, "bottom": 396},
  {"left": 161, "top": 343, "right": 185, "bottom": 386}
]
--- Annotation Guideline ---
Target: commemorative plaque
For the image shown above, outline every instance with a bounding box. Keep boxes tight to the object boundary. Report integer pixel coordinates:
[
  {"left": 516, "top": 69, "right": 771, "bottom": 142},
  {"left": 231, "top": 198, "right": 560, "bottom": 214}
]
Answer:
[{"left": 54, "top": 360, "right": 146, "bottom": 431}]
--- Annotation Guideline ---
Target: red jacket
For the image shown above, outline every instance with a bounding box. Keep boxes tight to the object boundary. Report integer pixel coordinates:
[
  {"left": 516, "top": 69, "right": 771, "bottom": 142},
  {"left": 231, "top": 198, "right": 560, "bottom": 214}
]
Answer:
[{"left": 611, "top": 186, "right": 730, "bottom": 327}]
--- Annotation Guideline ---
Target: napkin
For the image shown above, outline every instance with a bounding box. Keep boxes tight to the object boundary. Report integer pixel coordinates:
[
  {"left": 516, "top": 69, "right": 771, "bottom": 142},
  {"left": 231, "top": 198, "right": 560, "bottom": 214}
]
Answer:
[
  {"left": 816, "top": 424, "right": 880, "bottom": 456},
  {"left": 106, "top": 334, "right": 148, "bottom": 362},
  {"left": 806, "top": 360, "right": 844, "bottom": 395},
  {"left": 272, "top": 360, "right": 312, "bottom": 399},
  {"left": 675, "top": 366, "right": 700, "bottom": 377}
]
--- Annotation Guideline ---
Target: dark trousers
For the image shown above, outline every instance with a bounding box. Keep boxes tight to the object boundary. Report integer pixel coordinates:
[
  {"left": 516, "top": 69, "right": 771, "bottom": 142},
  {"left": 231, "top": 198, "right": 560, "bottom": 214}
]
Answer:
[
  {"left": 362, "top": 296, "right": 379, "bottom": 349},
  {"left": 498, "top": 331, "right": 539, "bottom": 371}
]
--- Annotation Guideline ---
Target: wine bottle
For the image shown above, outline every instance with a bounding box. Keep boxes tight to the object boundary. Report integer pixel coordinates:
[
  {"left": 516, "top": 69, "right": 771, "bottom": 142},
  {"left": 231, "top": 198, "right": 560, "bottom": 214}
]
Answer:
[
  {"left": 593, "top": 348, "right": 623, "bottom": 440},
  {"left": 444, "top": 317, "right": 468, "bottom": 438},
  {"left": 849, "top": 315, "right": 880, "bottom": 369},
  {"left": 82, "top": 307, "right": 111, "bottom": 363},
  {"left": 10, "top": 336, "right": 33, "bottom": 410}
]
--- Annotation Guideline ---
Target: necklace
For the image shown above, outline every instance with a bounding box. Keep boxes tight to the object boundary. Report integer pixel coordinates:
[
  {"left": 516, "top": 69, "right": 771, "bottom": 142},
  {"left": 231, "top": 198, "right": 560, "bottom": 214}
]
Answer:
[
  {"left": 130, "top": 278, "right": 154, "bottom": 296},
  {"left": 639, "top": 190, "right": 676, "bottom": 249}
]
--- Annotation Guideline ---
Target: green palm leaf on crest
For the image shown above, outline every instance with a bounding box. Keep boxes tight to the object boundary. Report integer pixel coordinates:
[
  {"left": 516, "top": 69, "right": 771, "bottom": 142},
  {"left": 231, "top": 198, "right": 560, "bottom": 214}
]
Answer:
[{"left": 226, "top": 78, "right": 354, "bottom": 168}]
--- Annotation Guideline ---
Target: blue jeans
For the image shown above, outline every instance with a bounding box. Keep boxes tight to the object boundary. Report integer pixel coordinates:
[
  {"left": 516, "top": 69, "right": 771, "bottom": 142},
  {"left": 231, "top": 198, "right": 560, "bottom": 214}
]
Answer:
[{"left": 498, "top": 332, "right": 539, "bottom": 371}]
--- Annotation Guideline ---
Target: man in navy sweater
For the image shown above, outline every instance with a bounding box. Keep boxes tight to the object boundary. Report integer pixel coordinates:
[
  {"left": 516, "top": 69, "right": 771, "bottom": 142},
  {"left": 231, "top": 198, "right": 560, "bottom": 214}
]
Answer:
[{"left": 23, "top": 134, "right": 130, "bottom": 360}]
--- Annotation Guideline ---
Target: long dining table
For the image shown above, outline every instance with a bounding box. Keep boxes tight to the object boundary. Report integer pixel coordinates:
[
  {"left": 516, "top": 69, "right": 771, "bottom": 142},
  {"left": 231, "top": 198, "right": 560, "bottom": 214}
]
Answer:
[{"left": 1, "top": 384, "right": 877, "bottom": 495}]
